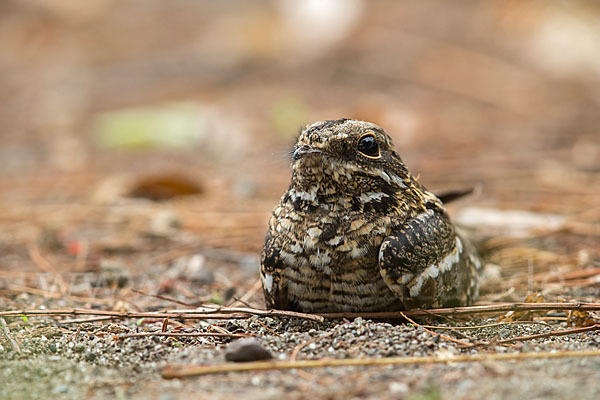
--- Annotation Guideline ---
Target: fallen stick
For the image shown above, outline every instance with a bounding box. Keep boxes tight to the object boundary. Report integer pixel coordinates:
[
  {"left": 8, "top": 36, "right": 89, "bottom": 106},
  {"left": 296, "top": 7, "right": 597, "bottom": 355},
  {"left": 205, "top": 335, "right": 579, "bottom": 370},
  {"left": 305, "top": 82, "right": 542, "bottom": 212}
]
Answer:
[
  {"left": 422, "top": 320, "right": 550, "bottom": 330},
  {"left": 400, "top": 312, "right": 474, "bottom": 347},
  {"left": 0, "top": 307, "right": 324, "bottom": 322},
  {"left": 318, "top": 302, "right": 600, "bottom": 319},
  {"left": 493, "top": 324, "right": 600, "bottom": 346},
  {"left": 167, "top": 306, "right": 323, "bottom": 321},
  {"left": 161, "top": 349, "right": 600, "bottom": 378},
  {"left": 0, "top": 309, "right": 249, "bottom": 319},
  {"left": 2, "top": 302, "right": 599, "bottom": 323},
  {"left": 453, "top": 324, "right": 600, "bottom": 348}
]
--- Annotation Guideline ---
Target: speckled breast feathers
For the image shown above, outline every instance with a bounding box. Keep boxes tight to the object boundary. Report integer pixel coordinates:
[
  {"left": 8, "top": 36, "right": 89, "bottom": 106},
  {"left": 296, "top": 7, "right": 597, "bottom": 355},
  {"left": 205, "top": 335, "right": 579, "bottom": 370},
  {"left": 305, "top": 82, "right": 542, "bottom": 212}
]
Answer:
[{"left": 261, "top": 119, "right": 481, "bottom": 312}]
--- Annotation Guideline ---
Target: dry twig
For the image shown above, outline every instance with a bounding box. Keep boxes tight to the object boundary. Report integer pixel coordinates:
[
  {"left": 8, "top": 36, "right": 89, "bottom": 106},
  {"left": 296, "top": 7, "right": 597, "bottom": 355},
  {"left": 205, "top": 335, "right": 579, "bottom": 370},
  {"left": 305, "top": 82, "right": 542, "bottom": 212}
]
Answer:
[
  {"left": 422, "top": 320, "right": 550, "bottom": 331},
  {"left": 3, "top": 303, "right": 600, "bottom": 324},
  {"left": 451, "top": 324, "right": 600, "bottom": 348},
  {"left": 0, "top": 307, "right": 324, "bottom": 322},
  {"left": 254, "top": 319, "right": 281, "bottom": 336},
  {"left": 161, "top": 349, "right": 600, "bottom": 378},
  {"left": 318, "top": 302, "right": 600, "bottom": 319},
  {"left": 168, "top": 306, "right": 325, "bottom": 321},
  {"left": 492, "top": 324, "right": 600, "bottom": 346},
  {"left": 400, "top": 312, "right": 475, "bottom": 347}
]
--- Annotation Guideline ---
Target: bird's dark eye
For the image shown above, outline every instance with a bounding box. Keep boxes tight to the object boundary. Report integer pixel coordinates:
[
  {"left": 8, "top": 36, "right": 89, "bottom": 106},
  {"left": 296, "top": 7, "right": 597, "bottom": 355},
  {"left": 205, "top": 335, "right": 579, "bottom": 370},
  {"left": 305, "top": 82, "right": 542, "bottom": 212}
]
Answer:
[{"left": 357, "top": 134, "right": 380, "bottom": 158}]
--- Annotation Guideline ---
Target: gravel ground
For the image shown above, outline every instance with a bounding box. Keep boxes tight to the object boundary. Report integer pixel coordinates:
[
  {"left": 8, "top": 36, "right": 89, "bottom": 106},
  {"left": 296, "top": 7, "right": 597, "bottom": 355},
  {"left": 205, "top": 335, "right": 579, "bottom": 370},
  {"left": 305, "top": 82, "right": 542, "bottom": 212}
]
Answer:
[{"left": 2, "top": 314, "right": 600, "bottom": 400}]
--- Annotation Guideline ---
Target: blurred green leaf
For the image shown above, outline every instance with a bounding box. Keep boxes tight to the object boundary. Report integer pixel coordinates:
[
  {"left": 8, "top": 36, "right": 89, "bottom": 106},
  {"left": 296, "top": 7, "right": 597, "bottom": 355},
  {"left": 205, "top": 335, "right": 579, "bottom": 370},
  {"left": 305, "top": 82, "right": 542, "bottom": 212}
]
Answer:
[{"left": 92, "top": 103, "right": 205, "bottom": 149}]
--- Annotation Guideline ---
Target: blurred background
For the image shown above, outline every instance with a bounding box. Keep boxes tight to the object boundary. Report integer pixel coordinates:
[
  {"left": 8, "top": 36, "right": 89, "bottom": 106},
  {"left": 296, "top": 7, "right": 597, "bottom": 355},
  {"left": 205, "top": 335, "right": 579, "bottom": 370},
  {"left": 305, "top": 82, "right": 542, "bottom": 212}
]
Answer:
[
  {"left": 0, "top": 0, "right": 599, "bottom": 282},
  {"left": 2, "top": 4, "right": 600, "bottom": 397}
]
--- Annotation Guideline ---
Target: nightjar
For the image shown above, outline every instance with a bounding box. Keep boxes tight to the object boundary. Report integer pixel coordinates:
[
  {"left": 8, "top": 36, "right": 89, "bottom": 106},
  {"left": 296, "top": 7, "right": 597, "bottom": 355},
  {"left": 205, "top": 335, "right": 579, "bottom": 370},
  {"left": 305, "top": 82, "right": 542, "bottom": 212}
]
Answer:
[{"left": 261, "top": 119, "right": 482, "bottom": 312}]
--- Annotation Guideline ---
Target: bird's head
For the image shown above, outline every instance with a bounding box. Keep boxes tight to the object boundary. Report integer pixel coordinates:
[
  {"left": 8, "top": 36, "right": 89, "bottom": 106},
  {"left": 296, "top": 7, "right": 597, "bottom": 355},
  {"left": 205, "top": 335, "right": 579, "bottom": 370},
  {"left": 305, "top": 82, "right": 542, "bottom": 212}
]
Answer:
[{"left": 290, "top": 119, "right": 410, "bottom": 194}]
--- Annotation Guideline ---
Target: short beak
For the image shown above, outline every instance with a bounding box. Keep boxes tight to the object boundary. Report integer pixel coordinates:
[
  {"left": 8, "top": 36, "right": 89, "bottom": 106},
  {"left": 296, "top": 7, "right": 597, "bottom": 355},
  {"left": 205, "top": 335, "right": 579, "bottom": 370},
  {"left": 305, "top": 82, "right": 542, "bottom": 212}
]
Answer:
[{"left": 293, "top": 144, "right": 322, "bottom": 160}]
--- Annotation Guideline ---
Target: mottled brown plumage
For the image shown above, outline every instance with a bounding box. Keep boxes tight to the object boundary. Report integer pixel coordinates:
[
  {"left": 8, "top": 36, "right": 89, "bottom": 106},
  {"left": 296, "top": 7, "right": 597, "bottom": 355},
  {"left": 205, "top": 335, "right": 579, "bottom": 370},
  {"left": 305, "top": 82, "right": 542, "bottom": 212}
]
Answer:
[{"left": 261, "top": 119, "right": 481, "bottom": 312}]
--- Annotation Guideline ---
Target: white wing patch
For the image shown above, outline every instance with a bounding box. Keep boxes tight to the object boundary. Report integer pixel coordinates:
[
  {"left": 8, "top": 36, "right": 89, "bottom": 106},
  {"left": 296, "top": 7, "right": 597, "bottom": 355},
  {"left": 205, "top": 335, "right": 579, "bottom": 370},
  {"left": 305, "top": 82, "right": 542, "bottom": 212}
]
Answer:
[
  {"left": 407, "top": 237, "right": 463, "bottom": 298},
  {"left": 409, "top": 275, "right": 425, "bottom": 297},
  {"left": 262, "top": 273, "right": 273, "bottom": 293}
]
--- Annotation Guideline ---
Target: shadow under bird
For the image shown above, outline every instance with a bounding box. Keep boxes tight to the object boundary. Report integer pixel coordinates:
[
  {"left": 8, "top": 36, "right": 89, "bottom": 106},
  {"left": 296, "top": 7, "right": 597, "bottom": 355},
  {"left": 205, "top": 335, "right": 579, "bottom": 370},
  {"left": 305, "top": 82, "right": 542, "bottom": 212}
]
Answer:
[{"left": 261, "top": 119, "right": 482, "bottom": 312}]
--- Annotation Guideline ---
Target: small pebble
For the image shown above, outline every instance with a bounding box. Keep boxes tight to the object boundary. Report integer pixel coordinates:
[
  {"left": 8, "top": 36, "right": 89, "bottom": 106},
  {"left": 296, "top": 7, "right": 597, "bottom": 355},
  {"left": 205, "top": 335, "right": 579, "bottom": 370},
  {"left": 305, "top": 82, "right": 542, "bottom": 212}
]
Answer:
[
  {"left": 224, "top": 338, "right": 272, "bottom": 362},
  {"left": 73, "top": 343, "right": 86, "bottom": 353}
]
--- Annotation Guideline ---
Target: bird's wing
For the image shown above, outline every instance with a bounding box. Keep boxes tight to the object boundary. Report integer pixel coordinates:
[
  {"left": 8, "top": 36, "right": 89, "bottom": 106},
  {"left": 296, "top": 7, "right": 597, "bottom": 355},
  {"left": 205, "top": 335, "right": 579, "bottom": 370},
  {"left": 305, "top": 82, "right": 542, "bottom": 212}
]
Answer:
[{"left": 378, "top": 208, "right": 481, "bottom": 309}]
